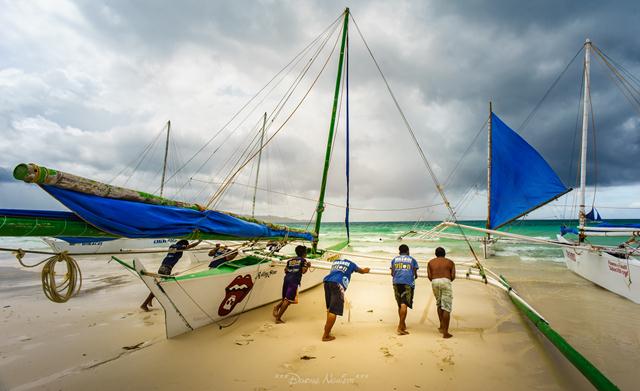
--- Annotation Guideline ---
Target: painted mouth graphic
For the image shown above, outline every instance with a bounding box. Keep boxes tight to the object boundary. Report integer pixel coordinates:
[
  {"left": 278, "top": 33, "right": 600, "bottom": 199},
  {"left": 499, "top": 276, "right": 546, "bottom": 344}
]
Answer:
[{"left": 218, "top": 274, "right": 254, "bottom": 316}]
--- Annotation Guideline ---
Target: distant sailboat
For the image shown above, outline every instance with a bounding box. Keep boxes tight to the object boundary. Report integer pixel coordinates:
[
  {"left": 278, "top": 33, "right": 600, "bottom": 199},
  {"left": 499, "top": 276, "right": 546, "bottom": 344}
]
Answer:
[
  {"left": 400, "top": 107, "right": 571, "bottom": 258},
  {"left": 555, "top": 40, "right": 640, "bottom": 304}
]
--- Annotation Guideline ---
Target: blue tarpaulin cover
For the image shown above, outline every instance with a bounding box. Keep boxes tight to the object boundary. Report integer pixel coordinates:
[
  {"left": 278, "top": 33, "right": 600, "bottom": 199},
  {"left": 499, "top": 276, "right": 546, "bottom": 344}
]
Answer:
[
  {"left": 490, "top": 113, "right": 569, "bottom": 229},
  {"left": 41, "top": 185, "right": 314, "bottom": 241}
]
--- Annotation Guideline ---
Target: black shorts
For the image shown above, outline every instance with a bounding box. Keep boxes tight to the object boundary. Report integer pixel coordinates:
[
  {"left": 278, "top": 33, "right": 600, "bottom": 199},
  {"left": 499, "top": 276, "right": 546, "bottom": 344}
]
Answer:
[
  {"left": 158, "top": 264, "right": 173, "bottom": 275},
  {"left": 393, "top": 284, "right": 414, "bottom": 308},
  {"left": 324, "top": 282, "right": 344, "bottom": 316}
]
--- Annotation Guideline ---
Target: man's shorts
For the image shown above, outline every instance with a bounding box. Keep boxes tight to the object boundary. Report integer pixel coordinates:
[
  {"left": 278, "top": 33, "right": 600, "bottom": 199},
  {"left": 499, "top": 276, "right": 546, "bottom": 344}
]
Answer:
[
  {"left": 393, "top": 284, "right": 414, "bottom": 308},
  {"left": 431, "top": 278, "right": 453, "bottom": 312},
  {"left": 282, "top": 278, "right": 299, "bottom": 303},
  {"left": 324, "top": 282, "right": 344, "bottom": 316},
  {"left": 158, "top": 264, "right": 173, "bottom": 275}
]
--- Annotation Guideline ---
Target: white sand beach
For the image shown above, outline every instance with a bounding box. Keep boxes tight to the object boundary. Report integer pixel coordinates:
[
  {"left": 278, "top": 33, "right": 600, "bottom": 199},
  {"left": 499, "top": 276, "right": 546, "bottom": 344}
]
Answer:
[{"left": 3, "top": 248, "right": 639, "bottom": 391}]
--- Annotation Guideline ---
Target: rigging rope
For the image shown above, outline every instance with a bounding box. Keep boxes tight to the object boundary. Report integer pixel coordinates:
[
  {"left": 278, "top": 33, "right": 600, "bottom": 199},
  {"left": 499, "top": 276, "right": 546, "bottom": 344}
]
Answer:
[
  {"left": 160, "top": 15, "right": 345, "bottom": 189},
  {"left": 350, "top": 13, "right": 483, "bottom": 271},
  {"left": 204, "top": 21, "right": 345, "bottom": 209}
]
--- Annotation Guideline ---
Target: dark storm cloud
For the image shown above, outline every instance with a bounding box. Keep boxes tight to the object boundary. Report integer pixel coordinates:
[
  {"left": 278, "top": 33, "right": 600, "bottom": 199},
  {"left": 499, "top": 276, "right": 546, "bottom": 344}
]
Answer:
[{"left": 0, "top": 0, "right": 639, "bottom": 220}]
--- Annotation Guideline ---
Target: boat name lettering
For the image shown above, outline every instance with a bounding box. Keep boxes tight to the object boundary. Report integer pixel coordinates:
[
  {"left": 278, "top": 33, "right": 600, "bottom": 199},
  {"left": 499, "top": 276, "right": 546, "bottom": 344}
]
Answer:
[
  {"left": 256, "top": 270, "right": 278, "bottom": 280},
  {"left": 607, "top": 260, "right": 629, "bottom": 277},
  {"left": 566, "top": 251, "right": 576, "bottom": 262}
]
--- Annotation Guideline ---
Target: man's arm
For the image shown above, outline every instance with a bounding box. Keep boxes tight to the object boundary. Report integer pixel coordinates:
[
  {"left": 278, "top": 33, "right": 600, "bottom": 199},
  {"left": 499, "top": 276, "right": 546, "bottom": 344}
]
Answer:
[
  {"left": 357, "top": 267, "right": 370, "bottom": 274},
  {"left": 413, "top": 258, "right": 418, "bottom": 280},
  {"left": 186, "top": 240, "right": 203, "bottom": 249},
  {"left": 390, "top": 260, "right": 394, "bottom": 277},
  {"left": 427, "top": 261, "right": 433, "bottom": 281},
  {"left": 302, "top": 260, "right": 310, "bottom": 274},
  {"left": 450, "top": 261, "right": 456, "bottom": 281}
]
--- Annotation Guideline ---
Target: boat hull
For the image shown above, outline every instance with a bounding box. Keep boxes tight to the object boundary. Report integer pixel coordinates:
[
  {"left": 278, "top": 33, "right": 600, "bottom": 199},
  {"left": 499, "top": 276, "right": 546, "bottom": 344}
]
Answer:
[
  {"left": 557, "top": 235, "right": 640, "bottom": 303},
  {"left": 134, "top": 257, "right": 327, "bottom": 338}
]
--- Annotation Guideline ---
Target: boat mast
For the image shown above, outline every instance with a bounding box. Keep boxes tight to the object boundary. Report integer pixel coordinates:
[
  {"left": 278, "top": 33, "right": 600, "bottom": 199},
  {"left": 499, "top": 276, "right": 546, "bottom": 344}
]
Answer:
[
  {"left": 160, "top": 120, "right": 171, "bottom": 198},
  {"left": 251, "top": 113, "right": 267, "bottom": 218},
  {"left": 578, "top": 39, "right": 591, "bottom": 242},
  {"left": 312, "top": 7, "right": 349, "bottom": 252},
  {"left": 485, "top": 101, "right": 493, "bottom": 257}
]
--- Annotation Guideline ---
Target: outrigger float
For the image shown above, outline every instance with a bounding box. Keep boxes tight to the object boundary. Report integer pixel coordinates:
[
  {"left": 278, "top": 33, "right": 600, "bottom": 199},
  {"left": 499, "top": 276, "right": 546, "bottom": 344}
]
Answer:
[{"left": 0, "top": 9, "right": 620, "bottom": 390}]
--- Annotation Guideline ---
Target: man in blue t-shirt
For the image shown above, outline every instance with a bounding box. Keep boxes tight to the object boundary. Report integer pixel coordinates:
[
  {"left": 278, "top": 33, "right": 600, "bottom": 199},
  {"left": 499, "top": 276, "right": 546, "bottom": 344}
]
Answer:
[
  {"left": 273, "top": 245, "right": 309, "bottom": 323},
  {"left": 391, "top": 244, "right": 419, "bottom": 335},
  {"left": 322, "top": 258, "right": 370, "bottom": 341},
  {"left": 140, "top": 239, "right": 201, "bottom": 312}
]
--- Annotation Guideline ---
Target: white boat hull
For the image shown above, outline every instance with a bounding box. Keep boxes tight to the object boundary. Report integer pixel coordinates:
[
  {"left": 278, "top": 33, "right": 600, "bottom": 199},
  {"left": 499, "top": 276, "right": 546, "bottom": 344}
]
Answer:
[
  {"left": 44, "top": 237, "right": 179, "bottom": 254},
  {"left": 557, "top": 235, "right": 640, "bottom": 303},
  {"left": 133, "top": 257, "right": 327, "bottom": 338}
]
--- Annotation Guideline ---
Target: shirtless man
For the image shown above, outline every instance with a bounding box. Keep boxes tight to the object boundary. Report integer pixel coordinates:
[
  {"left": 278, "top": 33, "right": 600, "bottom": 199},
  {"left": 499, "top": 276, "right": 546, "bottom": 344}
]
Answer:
[{"left": 427, "top": 247, "right": 456, "bottom": 338}]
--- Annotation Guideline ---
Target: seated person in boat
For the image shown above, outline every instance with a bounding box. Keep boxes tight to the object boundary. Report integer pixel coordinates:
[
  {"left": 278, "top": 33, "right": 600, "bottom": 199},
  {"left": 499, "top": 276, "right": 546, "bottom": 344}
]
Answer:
[
  {"left": 140, "top": 239, "right": 202, "bottom": 312},
  {"left": 322, "top": 258, "right": 370, "bottom": 341},
  {"left": 427, "top": 247, "right": 455, "bottom": 339},
  {"left": 273, "top": 245, "right": 309, "bottom": 323},
  {"left": 208, "top": 244, "right": 238, "bottom": 268}
]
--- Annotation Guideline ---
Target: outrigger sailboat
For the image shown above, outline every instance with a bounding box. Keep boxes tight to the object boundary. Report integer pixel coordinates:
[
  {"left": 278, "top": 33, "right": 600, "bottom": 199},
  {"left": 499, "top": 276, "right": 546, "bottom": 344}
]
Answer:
[
  {"left": 400, "top": 105, "right": 571, "bottom": 258},
  {"left": 556, "top": 40, "right": 640, "bottom": 304},
  {"left": 0, "top": 10, "right": 626, "bottom": 388},
  {"left": 405, "top": 39, "right": 640, "bottom": 304}
]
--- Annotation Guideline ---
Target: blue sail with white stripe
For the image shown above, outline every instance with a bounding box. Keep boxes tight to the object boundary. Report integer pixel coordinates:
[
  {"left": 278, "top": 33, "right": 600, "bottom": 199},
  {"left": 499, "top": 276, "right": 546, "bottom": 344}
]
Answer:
[{"left": 489, "top": 113, "right": 571, "bottom": 229}]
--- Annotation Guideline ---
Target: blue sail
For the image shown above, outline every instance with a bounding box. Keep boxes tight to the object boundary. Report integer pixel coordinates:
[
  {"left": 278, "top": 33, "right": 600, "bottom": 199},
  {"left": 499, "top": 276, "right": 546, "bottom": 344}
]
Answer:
[
  {"left": 41, "top": 185, "right": 314, "bottom": 241},
  {"left": 489, "top": 113, "right": 570, "bottom": 229}
]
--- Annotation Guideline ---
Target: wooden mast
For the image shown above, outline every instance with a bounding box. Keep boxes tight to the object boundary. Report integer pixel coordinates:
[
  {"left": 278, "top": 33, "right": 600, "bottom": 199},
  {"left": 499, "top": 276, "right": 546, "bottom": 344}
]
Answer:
[
  {"left": 251, "top": 113, "right": 267, "bottom": 218},
  {"left": 578, "top": 39, "right": 591, "bottom": 242},
  {"left": 160, "top": 120, "right": 171, "bottom": 198}
]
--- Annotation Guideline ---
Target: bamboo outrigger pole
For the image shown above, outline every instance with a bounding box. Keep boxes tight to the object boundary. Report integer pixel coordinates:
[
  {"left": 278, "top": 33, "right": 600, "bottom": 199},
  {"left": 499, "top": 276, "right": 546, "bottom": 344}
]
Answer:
[{"left": 312, "top": 7, "right": 350, "bottom": 253}]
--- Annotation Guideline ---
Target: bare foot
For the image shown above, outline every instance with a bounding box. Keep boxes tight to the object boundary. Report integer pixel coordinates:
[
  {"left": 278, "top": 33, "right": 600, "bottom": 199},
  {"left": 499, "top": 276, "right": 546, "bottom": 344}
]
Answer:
[
  {"left": 443, "top": 333, "right": 453, "bottom": 339},
  {"left": 322, "top": 335, "right": 336, "bottom": 342},
  {"left": 275, "top": 318, "right": 285, "bottom": 324},
  {"left": 140, "top": 304, "right": 150, "bottom": 312},
  {"left": 397, "top": 329, "right": 409, "bottom": 335}
]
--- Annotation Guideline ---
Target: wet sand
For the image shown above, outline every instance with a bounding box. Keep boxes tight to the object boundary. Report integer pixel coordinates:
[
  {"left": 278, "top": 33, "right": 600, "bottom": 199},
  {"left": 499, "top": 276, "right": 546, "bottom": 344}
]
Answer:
[{"left": 0, "top": 251, "right": 600, "bottom": 391}]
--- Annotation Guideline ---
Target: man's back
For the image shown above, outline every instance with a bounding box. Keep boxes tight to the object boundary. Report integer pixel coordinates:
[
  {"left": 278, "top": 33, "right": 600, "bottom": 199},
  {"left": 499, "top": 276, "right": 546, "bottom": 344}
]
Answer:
[{"left": 428, "top": 257, "right": 455, "bottom": 281}]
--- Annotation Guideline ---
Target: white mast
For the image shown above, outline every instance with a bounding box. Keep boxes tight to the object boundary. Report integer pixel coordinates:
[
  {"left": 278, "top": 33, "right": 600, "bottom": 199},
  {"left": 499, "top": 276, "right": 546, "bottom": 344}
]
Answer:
[
  {"left": 160, "top": 120, "right": 171, "bottom": 198},
  {"left": 251, "top": 113, "right": 267, "bottom": 218},
  {"left": 578, "top": 39, "right": 591, "bottom": 240}
]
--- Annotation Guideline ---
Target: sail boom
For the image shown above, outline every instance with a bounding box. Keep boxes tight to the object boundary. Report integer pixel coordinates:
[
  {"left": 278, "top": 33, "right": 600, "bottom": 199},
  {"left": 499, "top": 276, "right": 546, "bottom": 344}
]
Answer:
[{"left": 492, "top": 188, "right": 572, "bottom": 230}]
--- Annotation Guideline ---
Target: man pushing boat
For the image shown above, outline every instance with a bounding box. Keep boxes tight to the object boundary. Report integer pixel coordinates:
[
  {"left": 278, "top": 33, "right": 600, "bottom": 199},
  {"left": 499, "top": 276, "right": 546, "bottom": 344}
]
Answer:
[
  {"left": 273, "top": 245, "right": 309, "bottom": 323},
  {"left": 140, "top": 239, "right": 201, "bottom": 312},
  {"left": 391, "top": 244, "right": 419, "bottom": 335},
  {"left": 427, "top": 247, "right": 455, "bottom": 338},
  {"left": 322, "top": 258, "right": 370, "bottom": 341}
]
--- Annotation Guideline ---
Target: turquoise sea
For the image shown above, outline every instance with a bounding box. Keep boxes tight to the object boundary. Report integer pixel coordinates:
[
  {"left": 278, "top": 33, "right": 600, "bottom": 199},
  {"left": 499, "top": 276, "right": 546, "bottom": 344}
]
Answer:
[{"left": 290, "top": 219, "right": 640, "bottom": 262}]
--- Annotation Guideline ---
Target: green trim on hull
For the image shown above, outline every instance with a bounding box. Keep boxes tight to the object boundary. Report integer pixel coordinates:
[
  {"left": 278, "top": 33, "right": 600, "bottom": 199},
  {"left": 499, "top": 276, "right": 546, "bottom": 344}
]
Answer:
[
  {"left": 173, "top": 256, "right": 269, "bottom": 281},
  {"left": 0, "top": 215, "right": 115, "bottom": 238}
]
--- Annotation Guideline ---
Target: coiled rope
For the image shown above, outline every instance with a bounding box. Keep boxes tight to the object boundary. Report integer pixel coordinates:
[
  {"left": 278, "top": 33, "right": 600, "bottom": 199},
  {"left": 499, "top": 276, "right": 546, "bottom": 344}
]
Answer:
[{"left": 14, "top": 249, "right": 82, "bottom": 303}]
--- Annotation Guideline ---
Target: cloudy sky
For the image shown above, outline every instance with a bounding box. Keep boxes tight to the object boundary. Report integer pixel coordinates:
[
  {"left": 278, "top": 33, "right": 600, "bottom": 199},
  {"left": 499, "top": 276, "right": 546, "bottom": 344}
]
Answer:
[{"left": 1, "top": 0, "right": 639, "bottom": 224}]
